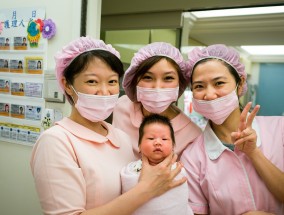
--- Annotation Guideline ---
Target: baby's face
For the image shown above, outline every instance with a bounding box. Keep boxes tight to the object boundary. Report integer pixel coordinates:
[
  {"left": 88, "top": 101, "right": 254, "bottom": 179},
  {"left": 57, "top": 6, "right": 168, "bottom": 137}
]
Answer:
[{"left": 139, "top": 122, "right": 173, "bottom": 165}]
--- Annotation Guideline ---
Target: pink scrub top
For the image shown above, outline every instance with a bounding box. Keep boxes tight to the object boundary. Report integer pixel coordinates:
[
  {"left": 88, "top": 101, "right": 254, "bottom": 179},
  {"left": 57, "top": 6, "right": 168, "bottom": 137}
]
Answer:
[
  {"left": 181, "top": 116, "right": 284, "bottom": 215},
  {"left": 112, "top": 95, "right": 202, "bottom": 159},
  {"left": 30, "top": 117, "right": 135, "bottom": 215}
]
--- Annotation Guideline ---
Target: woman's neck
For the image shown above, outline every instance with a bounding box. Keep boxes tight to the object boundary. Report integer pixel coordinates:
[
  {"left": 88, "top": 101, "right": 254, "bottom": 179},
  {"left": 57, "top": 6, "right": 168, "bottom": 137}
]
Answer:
[
  {"left": 69, "top": 107, "right": 108, "bottom": 136},
  {"left": 210, "top": 107, "right": 241, "bottom": 144},
  {"left": 141, "top": 103, "right": 180, "bottom": 120}
]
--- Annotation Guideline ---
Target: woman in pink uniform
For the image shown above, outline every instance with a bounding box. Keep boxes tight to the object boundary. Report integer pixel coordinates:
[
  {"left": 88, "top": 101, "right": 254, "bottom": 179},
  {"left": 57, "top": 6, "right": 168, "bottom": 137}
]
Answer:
[
  {"left": 112, "top": 42, "right": 201, "bottom": 159},
  {"left": 30, "top": 36, "right": 186, "bottom": 215},
  {"left": 181, "top": 44, "right": 284, "bottom": 215}
]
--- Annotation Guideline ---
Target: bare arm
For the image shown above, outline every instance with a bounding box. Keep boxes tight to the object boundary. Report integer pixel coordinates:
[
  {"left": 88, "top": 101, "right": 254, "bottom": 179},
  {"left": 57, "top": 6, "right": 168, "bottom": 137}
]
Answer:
[
  {"left": 82, "top": 182, "right": 154, "bottom": 215},
  {"left": 247, "top": 148, "right": 284, "bottom": 202},
  {"left": 82, "top": 153, "right": 186, "bottom": 215},
  {"left": 232, "top": 102, "right": 284, "bottom": 203}
]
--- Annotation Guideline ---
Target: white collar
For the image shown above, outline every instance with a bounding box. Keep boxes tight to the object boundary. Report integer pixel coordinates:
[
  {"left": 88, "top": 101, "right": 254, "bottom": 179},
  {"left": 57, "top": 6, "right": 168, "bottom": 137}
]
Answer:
[{"left": 204, "top": 117, "right": 261, "bottom": 160}]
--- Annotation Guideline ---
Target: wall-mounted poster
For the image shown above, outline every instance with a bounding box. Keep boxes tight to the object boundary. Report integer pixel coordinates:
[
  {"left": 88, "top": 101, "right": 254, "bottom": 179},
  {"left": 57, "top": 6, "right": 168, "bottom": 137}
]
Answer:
[
  {"left": 25, "top": 82, "right": 43, "bottom": 97},
  {"left": 26, "top": 57, "right": 43, "bottom": 74},
  {"left": 0, "top": 58, "right": 10, "bottom": 72},
  {"left": 17, "top": 126, "right": 28, "bottom": 142},
  {"left": 26, "top": 126, "right": 41, "bottom": 143},
  {"left": 11, "top": 82, "right": 25, "bottom": 96},
  {"left": 9, "top": 59, "right": 24, "bottom": 73},
  {"left": 0, "top": 8, "right": 46, "bottom": 50},
  {"left": 25, "top": 105, "right": 41, "bottom": 121},
  {"left": 13, "top": 36, "right": 28, "bottom": 50},
  {"left": 0, "top": 103, "right": 10, "bottom": 116},
  {"left": 0, "top": 37, "right": 10, "bottom": 50},
  {"left": 0, "top": 123, "right": 10, "bottom": 139},
  {"left": 10, "top": 124, "right": 19, "bottom": 141},
  {"left": 0, "top": 122, "right": 41, "bottom": 144},
  {"left": 0, "top": 79, "right": 10, "bottom": 93},
  {"left": 11, "top": 104, "right": 25, "bottom": 119}
]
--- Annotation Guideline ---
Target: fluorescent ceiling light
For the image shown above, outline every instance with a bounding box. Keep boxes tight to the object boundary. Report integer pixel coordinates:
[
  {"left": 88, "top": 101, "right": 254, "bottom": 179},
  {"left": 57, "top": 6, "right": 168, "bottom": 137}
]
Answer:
[
  {"left": 191, "top": 6, "right": 284, "bottom": 18},
  {"left": 182, "top": 46, "right": 284, "bottom": 56},
  {"left": 241, "top": 46, "right": 284, "bottom": 55}
]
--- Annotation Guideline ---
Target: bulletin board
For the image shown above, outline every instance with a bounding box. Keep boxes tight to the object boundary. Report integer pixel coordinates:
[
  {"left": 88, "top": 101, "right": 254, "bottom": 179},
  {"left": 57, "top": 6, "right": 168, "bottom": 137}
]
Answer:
[{"left": 0, "top": 8, "right": 52, "bottom": 146}]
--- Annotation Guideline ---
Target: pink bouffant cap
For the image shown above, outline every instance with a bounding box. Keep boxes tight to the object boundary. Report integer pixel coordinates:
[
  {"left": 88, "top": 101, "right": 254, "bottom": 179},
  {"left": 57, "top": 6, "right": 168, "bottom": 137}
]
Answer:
[
  {"left": 55, "top": 36, "right": 120, "bottom": 93},
  {"left": 123, "top": 42, "right": 189, "bottom": 102},
  {"left": 187, "top": 44, "right": 247, "bottom": 96}
]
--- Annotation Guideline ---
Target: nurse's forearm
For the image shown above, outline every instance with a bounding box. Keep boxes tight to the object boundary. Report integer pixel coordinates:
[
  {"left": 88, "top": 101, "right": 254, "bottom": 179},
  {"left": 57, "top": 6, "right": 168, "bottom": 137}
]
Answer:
[
  {"left": 248, "top": 148, "right": 284, "bottom": 203},
  {"left": 81, "top": 182, "right": 154, "bottom": 215}
]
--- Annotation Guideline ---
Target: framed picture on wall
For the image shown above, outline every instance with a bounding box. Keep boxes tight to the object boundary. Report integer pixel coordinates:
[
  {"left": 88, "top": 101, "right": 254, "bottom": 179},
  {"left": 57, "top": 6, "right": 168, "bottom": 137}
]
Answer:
[
  {"left": 0, "top": 37, "right": 10, "bottom": 50},
  {"left": 10, "top": 59, "right": 24, "bottom": 73},
  {"left": 25, "top": 57, "right": 43, "bottom": 74},
  {"left": 0, "top": 59, "right": 10, "bottom": 72},
  {"left": 0, "top": 79, "right": 10, "bottom": 93},
  {"left": 11, "top": 82, "right": 25, "bottom": 96},
  {"left": 11, "top": 104, "right": 25, "bottom": 119},
  {"left": 13, "top": 36, "right": 28, "bottom": 50},
  {"left": 0, "top": 103, "right": 10, "bottom": 116}
]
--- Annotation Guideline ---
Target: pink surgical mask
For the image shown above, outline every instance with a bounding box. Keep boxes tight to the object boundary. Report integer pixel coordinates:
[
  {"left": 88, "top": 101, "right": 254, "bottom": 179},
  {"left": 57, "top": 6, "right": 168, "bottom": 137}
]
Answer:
[
  {"left": 192, "top": 88, "right": 239, "bottom": 125},
  {"left": 136, "top": 86, "right": 179, "bottom": 114},
  {"left": 71, "top": 86, "right": 119, "bottom": 122}
]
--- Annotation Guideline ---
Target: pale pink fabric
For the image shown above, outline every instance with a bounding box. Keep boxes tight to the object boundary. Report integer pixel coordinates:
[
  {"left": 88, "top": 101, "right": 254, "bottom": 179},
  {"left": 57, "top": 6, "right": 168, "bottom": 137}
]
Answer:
[
  {"left": 112, "top": 95, "right": 202, "bottom": 159},
  {"left": 180, "top": 116, "right": 284, "bottom": 215},
  {"left": 30, "top": 117, "right": 135, "bottom": 215}
]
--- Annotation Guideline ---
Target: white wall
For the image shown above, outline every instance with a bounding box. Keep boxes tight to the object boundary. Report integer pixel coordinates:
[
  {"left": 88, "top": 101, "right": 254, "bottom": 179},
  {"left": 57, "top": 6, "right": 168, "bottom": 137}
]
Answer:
[
  {"left": 0, "top": 141, "right": 42, "bottom": 214},
  {"left": 0, "top": 0, "right": 87, "bottom": 214}
]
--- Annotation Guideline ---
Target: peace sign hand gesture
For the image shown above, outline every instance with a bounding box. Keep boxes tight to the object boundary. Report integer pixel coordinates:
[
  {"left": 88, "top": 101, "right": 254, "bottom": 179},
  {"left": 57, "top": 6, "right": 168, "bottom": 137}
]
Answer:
[
  {"left": 231, "top": 102, "right": 260, "bottom": 156},
  {"left": 232, "top": 102, "right": 284, "bottom": 203}
]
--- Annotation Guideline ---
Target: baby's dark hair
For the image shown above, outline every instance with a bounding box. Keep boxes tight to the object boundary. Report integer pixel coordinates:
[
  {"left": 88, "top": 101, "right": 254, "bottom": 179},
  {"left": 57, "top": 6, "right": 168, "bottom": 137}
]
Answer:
[{"left": 138, "top": 114, "right": 175, "bottom": 146}]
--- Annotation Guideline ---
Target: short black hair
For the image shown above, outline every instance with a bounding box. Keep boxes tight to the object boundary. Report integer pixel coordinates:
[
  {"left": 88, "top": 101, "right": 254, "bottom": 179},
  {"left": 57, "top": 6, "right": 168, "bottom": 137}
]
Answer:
[
  {"left": 63, "top": 50, "right": 124, "bottom": 104},
  {"left": 190, "top": 58, "right": 241, "bottom": 86},
  {"left": 138, "top": 114, "right": 175, "bottom": 146},
  {"left": 129, "top": 56, "right": 186, "bottom": 101}
]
